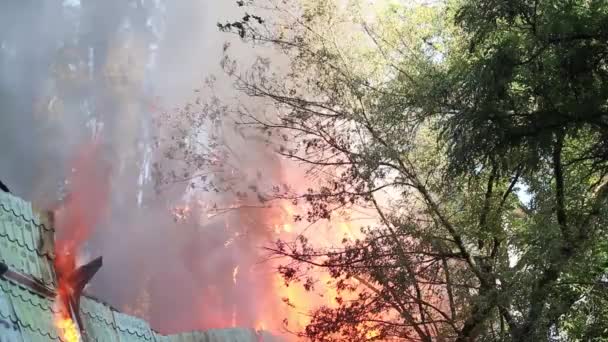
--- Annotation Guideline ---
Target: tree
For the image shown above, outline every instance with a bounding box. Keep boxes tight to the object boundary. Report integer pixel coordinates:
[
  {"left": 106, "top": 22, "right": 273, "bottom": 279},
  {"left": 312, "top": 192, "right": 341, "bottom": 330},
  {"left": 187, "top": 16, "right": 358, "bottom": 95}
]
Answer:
[{"left": 171, "top": 0, "right": 608, "bottom": 340}]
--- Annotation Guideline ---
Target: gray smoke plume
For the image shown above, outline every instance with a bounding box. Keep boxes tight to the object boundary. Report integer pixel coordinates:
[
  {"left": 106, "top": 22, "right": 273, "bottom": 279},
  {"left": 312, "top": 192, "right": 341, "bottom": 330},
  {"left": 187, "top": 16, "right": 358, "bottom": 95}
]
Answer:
[{"left": 0, "top": 0, "right": 291, "bottom": 338}]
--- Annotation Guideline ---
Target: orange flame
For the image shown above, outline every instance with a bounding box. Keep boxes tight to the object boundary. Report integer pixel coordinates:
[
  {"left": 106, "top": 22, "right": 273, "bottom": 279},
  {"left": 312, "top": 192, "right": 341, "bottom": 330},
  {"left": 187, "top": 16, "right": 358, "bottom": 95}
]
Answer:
[
  {"left": 366, "top": 328, "right": 380, "bottom": 339},
  {"left": 259, "top": 198, "right": 370, "bottom": 338},
  {"left": 53, "top": 246, "right": 80, "bottom": 342},
  {"left": 54, "top": 311, "right": 80, "bottom": 342},
  {"left": 53, "top": 248, "right": 79, "bottom": 342},
  {"left": 52, "top": 140, "right": 111, "bottom": 341}
]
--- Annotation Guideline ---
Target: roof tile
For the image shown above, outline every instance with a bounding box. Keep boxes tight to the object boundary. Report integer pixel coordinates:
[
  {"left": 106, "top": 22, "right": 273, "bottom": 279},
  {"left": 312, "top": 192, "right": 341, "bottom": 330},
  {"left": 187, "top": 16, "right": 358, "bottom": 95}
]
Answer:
[
  {"left": 113, "top": 309, "right": 155, "bottom": 341},
  {"left": 0, "top": 278, "right": 59, "bottom": 340},
  {"left": 80, "top": 296, "right": 121, "bottom": 342},
  {"left": 0, "top": 192, "right": 285, "bottom": 342},
  {"left": 0, "top": 193, "right": 56, "bottom": 287}
]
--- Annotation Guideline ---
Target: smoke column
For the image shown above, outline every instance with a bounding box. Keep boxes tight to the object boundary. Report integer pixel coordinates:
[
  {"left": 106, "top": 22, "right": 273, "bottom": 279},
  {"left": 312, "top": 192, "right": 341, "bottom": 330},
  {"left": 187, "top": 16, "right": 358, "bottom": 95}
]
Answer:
[{"left": 0, "top": 0, "right": 293, "bottom": 337}]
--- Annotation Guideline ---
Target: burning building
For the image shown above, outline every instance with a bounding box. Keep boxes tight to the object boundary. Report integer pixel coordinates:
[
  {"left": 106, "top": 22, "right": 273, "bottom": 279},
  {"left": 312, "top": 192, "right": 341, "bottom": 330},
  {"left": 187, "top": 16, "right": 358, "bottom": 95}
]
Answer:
[{"left": 0, "top": 189, "right": 283, "bottom": 341}]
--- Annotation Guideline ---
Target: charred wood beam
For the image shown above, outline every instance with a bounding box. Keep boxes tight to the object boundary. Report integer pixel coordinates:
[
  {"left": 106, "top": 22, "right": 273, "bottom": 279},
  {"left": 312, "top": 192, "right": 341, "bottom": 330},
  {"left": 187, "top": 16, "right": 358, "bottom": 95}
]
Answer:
[
  {"left": 67, "top": 256, "right": 103, "bottom": 314},
  {"left": 0, "top": 180, "right": 10, "bottom": 193}
]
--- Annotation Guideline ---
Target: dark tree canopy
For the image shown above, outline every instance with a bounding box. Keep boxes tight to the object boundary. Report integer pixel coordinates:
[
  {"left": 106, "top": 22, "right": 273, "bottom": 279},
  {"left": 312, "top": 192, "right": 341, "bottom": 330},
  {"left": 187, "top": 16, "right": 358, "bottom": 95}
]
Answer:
[{"left": 439, "top": 0, "right": 608, "bottom": 175}]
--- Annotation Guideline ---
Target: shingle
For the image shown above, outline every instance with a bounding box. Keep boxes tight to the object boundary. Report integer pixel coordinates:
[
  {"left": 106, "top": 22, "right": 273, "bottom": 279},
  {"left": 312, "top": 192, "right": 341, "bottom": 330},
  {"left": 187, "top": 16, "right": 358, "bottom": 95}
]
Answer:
[
  {"left": 0, "top": 193, "right": 286, "bottom": 342},
  {"left": 152, "top": 332, "right": 168, "bottom": 342},
  {"left": 0, "top": 277, "right": 59, "bottom": 341},
  {"left": 0, "top": 278, "right": 23, "bottom": 341},
  {"left": 81, "top": 296, "right": 116, "bottom": 327},
  {"left": 80, "top": 296, "right": 120, "bottom": 342},
  {"left": 0, "top": 192, "right": 52, "bottom": 233},
  {"left": 113, "top": 309, "right": 155, "bottom": 341},
  {"left": 0, "top": 192, "right": 56, "bottom": 286},
  {"left": 173, "top": 332, "right": 196, "bottom": 342},
  {"left": 201, "top": 328, "right": 258, "bottom": 342},
  {"left": 189, "top": 331, "right": 210, "bottom": 342}
]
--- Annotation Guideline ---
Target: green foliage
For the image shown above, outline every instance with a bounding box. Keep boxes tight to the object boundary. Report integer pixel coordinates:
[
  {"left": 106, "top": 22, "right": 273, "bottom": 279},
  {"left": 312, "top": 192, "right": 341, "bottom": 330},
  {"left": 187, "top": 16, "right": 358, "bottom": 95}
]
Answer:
[
  {"left": 208, "top": 0, "right": 608, "bottom": 340},
  {"left": 438, "top": 0, "right": 608, "bottom": 175}
]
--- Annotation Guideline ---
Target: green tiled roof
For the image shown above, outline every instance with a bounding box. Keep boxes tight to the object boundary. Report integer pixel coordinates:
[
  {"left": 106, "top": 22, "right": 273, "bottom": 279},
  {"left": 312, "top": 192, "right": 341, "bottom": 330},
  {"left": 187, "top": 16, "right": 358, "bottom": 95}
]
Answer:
[
  {"left": 0, "top": 278, "right": 24, "bottom": 341},
  {"left": 204, "top": 328, "right": 259, "bottom": 342},
  {"left": 0, "top": 192, "right": 55, "bottom": 287},
  {"left": 0, "top": 192, "right": 282, "bottom": 342},
  {"left": 154, "top": 328, "right": 272, "bottom": 342},
  {"left": 79, "top": 296, "right": 120, "bottom": 342},
  {"left": 0, "top": 277, "right": 59, "bottom": 341},
  {"left": 113, "top": 310, "right": 155, "bottom": 341}
]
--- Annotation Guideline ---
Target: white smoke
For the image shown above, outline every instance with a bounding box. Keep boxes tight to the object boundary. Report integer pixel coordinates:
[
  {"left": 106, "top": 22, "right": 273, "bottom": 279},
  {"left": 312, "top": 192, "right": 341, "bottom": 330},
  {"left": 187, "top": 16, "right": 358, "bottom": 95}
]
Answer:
[{"left": 0, "top": 0, "right": 291, "bottom": 339}]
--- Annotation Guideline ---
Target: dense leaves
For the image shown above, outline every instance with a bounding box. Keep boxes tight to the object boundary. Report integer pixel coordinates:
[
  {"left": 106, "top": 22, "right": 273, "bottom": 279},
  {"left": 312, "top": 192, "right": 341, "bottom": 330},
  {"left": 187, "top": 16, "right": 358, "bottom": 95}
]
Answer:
[
  {"left": 440, "top": 0, "right": 608, "bottom": 176},
  {"left": 176, "top": 0, "right": 608, "bottom": 340}
]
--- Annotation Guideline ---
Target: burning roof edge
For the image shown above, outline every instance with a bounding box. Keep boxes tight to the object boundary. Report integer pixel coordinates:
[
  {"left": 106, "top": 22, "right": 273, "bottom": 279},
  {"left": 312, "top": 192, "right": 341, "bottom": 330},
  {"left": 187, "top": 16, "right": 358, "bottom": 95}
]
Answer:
[{"left": 0, "top": 189, "right": 282, "bottom": 342}]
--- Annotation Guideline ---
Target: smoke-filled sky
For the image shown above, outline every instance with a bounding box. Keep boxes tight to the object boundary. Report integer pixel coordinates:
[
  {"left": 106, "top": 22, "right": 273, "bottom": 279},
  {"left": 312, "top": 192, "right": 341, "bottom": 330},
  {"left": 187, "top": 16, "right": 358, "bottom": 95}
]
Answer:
[{"left": 0, "top": 0, "right": 295, "bottom": 337}]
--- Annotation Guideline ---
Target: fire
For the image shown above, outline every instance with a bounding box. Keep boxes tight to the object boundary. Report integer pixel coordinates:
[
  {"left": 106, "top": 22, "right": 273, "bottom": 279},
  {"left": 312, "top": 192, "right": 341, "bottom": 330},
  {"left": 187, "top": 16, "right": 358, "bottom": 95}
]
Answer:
[
  {"left": 339, "top": 222, "right": 354, "bottom": 239},
  {"left": 260, "top": 200, "right": 370, "bottom": 338},
  {"left": 275, "top": 223, "right": 293, "bottom": 233},
  {"left": 52, "top": 140, "right": 111, "bottom": 341},
  {"left": 366, "top": 328, "right": 380, "bottom": 339},
  {"left": 53, "top": 245, "right": 80, "bottom": 342},
  {"left": 282, "top": 203, "right": 295, "bottom": 216},
  {"left": 54, "top": 140, "right": 111, "bottom": 244},
  {"left": 54, "top": 311, "right": 80, "bottom": 342}
]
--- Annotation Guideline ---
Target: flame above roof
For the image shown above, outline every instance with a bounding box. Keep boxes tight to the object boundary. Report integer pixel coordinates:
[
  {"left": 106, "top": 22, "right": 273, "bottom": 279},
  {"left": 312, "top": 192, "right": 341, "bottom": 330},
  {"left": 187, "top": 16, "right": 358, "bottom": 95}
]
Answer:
[{"left": 0, "top": 190, "right": 284, "bottom": 342}]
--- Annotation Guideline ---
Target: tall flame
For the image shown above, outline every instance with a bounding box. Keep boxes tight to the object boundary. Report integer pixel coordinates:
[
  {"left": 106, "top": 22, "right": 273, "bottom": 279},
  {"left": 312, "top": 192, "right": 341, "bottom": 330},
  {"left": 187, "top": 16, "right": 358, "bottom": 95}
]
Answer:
[
  {"left": 48, "top": 139, "right": 371, "bottom": 340},
  {"left": 52, "top": 140, "right": 111, "bottom": 341},
  {"left": 234, "top": 198, "right": 366, "bottom": 337}
]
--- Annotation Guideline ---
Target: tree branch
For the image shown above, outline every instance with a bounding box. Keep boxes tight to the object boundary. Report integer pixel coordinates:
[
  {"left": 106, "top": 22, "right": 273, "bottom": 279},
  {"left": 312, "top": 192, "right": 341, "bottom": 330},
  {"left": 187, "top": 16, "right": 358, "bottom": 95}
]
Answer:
[{"left": 553, "top": 132, "right": 568, "bottom": 238}]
